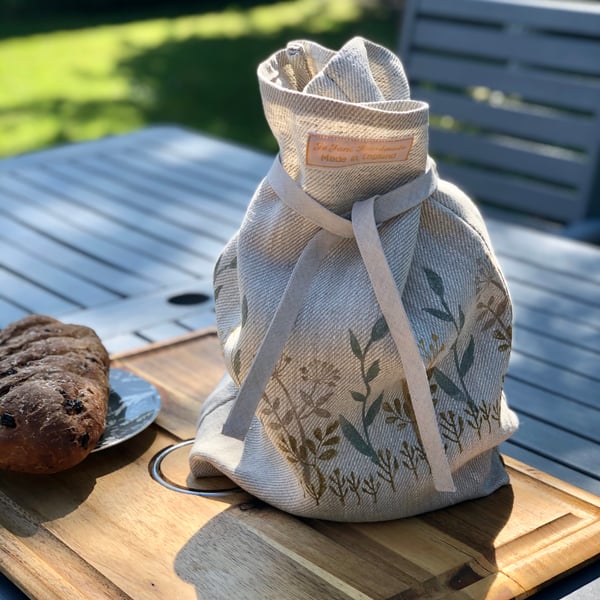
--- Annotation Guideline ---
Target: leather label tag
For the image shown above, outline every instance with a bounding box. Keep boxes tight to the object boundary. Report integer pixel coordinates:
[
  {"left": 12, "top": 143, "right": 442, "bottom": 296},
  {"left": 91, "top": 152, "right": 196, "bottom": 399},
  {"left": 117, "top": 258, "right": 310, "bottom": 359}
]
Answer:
[{"left": 306, "top": 133, "right": 413, "bottom": 168}]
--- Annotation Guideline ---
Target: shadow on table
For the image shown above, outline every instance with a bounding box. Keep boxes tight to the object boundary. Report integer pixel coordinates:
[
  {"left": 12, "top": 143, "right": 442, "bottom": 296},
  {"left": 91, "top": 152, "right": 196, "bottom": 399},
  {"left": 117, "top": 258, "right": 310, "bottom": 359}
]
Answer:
[
  {"left": 0, "top": 425, "right": 157, "bottom": 533},
  {"left": 174, "top": 485, "right": 515, "bottom": 599}
]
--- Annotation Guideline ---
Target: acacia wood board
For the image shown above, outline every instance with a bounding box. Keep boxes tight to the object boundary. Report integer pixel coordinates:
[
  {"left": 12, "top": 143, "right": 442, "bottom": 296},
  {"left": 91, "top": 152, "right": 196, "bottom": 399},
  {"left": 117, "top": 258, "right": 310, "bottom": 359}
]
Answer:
[{"left": 0, "top": 330, "right": 599, "bottom": 599}]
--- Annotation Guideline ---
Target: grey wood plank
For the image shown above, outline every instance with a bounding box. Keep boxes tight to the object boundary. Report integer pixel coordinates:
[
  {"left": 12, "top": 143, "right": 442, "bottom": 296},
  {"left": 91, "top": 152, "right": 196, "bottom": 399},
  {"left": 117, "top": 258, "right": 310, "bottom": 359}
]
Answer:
[
  {"left": 408, "top": 53, "right": 600, "bottom": 112},
  {"left": 60, "top": 281, "right": 214, "bottom": 342},
  {"left": 136, "top": 320, "right": 193, "bottom": 343},
  {"left": 0, "top": 299, "right": 28, "bottom": 327},
  {"left": 102, "top": 332, "right": 150, "bottom": 355},
  {"left": 413, "top": 86, "right": 595, "bottom": 149},
  {"left": 501, "top": 441, "right": 600, "bottom": 495},
  {"left": 504, "top": 377, "right": 599, "bottom": 438},
  {"left": 503, "top": 411, "right": 599, "bottom": 479},
  {"left": 0, "top": 268, "right": 78, "bottom": 316},
  {"left": 436, "top": 161, "right": 578, "bottom": 222},
  {"left": 136, "top": 126, "right": 274, "bottom": 181},
  {"left": 431, "top": 129, "right": 585, "bottom": 187},
  {"left": 511, "top": 327, "right": 599, "bottom": 383},
  {"left": 0, "top": 181, "right": 197, "bottom": 288},
  {"left": 507, "top": 350, "right": 600, "bottom": 406},
  {"left": 5, "top": 168, "right": 214, "bottom": 278},
  {"left": 0, "top": 215, "right": 155, "bottom": 297},
  {"left": 134, "top": 144, "right": 265, "bottom": 203},
  {"left": 487, "top": 219, "right": 600, "bottom": 283},
  {"left": 0, "top": 127, "right": 177, "bottom": 173},
  {"left": 177, "top": 310, "right": 219, "bottom": 332},
  {"left": 507, "top": 280, "right": 599, "bottom": 330},
  {"left": 416, "top": 0, "right": 600, "bottom": 36},
  {"left": 0, "top": 239, "right": 118, "bottom": 308},
  {"left": 43, "top": 161, "right": 229, "bottom": 260},
  {"left": 150, "top": 147, "right": 264, "bottom": 192},
  {"left": 512, "top": 306, "right": 600, "bottom": 354},
  {"left": 413, "top": 19, "right": 600, "bottom": 75},
  {"left": 102, "top": 150, "right": 250, "bottom": 226},
  {"left": 70, "top": 156, "right": 239, "bottom": 245},
  {"left": 498, "top": 254, "right": 600, "bottom": 308}
]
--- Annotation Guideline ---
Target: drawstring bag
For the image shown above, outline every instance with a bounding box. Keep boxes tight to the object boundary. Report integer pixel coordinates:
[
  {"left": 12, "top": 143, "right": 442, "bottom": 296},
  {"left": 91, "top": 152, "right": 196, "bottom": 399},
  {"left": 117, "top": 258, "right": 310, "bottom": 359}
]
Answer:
[{"left": 190, "top": 37, "right": 519, "bottom": 522}]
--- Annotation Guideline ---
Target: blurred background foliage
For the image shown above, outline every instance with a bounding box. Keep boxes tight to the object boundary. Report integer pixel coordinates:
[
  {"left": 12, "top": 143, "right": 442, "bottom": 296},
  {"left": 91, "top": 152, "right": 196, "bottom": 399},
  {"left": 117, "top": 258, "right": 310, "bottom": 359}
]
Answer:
[{"left": 0, "top": 0, "right": 400, "bottom": 158}]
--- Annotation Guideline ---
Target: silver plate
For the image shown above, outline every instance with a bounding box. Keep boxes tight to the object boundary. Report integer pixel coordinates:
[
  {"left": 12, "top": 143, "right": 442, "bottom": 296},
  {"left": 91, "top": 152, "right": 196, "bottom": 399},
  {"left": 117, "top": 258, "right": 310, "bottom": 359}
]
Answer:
[{"left": 92, "top": 368, "right": 161, "bottom": 452}]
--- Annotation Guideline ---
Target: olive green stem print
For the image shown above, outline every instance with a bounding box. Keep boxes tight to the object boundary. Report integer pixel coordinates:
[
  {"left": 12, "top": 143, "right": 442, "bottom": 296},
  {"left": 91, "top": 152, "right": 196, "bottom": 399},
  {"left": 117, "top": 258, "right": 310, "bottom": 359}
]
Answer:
[
  {"left": 476, "top": 296, "right": 512, "bottom": 353},
  {"left": 474, "top": 258, "right": 513, "bottom": 353},
  {"left": 422, "top": 268, "right": 479, "bottom": 432},
  {"left": 260, "top": 355, "right": 341, "bottom": 504},
  {"left": 423, "top": 266, "right": 507, "bottom": 446},
  {"left": 213, "top": 254, "right": 237, "bottom": 301},
  {"left": 339, "top": 316, "right": 389, "bottom": 466}
]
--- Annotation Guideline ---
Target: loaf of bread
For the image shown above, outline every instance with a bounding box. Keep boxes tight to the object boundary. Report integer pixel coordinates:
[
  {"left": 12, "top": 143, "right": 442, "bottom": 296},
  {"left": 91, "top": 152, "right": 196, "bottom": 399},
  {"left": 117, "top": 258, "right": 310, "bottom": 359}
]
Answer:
[{"left": 0, "top": 315, "right": 110, "bottom": 474}]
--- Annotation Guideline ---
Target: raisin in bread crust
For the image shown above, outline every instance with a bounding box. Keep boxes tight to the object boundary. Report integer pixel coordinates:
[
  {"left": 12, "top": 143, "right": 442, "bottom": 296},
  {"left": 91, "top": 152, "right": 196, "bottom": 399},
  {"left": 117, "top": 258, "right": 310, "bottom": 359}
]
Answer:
[{"left": 0, "top": 315, "right": 110, "bottom": 474}]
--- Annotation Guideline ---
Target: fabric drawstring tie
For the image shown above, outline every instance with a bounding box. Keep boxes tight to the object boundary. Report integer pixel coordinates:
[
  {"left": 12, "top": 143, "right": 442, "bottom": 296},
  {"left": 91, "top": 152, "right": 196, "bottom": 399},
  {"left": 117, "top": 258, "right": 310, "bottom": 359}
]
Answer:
[{"left": 221, "top": 156, "right": 456, "bottom": 493}]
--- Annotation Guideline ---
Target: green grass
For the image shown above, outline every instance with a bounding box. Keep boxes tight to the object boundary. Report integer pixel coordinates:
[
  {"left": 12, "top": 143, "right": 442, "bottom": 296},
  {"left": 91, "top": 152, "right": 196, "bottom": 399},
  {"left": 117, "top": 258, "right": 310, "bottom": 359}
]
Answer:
[{"left": 0, "top": 0, "right": 398, "bottom": 158}]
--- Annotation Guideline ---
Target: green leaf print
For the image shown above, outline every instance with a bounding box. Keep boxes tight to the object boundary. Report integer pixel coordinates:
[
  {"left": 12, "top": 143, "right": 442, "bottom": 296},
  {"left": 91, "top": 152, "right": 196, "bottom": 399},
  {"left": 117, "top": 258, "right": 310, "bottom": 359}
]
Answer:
[
  {"left": 424, "top": 268, "right": 445, "bottom": 297},
  {"left": 233, "top": 349, "right": 242, "bottom": 378},
  {"left": 365, "top": 360, "right": 380, "bottom": 383},
  {"left": 365, "top": 392, "right": 384, "bottom": 428},
  {"left": 241, "top": 295, "right": 248, "bottom": 327},
  {"left": 370, "top": 316, "right": 389, "bottom": 342},
  {"left": 339, "top": 416, "right": 379, "bottom": 463},
  {"left": 423, "top": 307, "right": 453, "bottom": 322},
  {"left": 458, "top": 336, "right": 475, "bottom": 378},
  {"left": 350, "top": 331, "right": 363, "bottom": 359},
  {"left": 350, "top": 391, "right": 367, "bottom": 403},
  {"left": 433, "top": 368, "right": 463, "bottom": 398}
]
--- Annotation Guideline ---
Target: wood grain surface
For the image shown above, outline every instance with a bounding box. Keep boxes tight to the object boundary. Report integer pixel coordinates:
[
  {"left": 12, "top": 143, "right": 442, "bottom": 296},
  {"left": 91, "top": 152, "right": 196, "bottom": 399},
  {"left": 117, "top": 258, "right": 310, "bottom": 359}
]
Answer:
[{"left": 1, "top": 331, "right": 599, "bottom": 600}]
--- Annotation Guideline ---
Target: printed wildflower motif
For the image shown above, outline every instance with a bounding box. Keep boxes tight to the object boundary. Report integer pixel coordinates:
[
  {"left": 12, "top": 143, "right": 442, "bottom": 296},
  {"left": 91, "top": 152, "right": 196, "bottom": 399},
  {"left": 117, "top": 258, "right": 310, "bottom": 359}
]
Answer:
[
  {"left": 474, "top": 256, "right": 498, "bottom": 296},
  {"left": 423, "top": 265, "right": 508, "bottom": 445},
  {"left": 257, "top": 263, "right": 510, "bottom": 509},
  {"left": 299, "top": 360, "right": 341, "bottom": 387}
]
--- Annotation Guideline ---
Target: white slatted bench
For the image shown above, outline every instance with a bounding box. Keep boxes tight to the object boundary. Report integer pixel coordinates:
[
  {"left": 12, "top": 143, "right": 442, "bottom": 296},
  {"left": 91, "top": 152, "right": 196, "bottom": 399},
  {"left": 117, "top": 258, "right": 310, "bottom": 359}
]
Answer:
[{"left": 398, "top": 0, "right": 600, "bottom": 239}]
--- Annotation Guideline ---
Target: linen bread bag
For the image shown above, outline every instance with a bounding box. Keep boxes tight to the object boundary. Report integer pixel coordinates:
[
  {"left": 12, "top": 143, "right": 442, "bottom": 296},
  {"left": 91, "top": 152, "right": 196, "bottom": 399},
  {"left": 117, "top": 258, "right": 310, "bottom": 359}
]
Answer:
[{"left": 190, "top": 37, "right": 518, "bottom": 522}]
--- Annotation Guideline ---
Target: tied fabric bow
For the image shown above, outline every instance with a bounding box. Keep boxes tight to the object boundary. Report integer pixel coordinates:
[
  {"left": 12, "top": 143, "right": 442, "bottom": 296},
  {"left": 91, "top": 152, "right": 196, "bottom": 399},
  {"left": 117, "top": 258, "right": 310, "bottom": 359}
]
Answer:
[{"left": 221, "top": 156, "right": 456, "bottom": 493}]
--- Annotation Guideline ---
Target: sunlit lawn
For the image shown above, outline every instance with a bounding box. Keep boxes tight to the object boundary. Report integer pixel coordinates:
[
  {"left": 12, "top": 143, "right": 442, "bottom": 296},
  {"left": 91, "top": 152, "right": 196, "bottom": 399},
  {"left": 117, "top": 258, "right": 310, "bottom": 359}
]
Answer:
[{"left": 0, "top": 0, "right": 397, "bottom": 158}]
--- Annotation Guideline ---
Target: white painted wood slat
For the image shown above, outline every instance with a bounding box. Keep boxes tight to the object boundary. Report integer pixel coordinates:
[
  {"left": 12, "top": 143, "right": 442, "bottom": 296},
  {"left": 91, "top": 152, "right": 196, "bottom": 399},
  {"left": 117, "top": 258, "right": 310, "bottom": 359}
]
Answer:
[
  {"left": 44, "top": 161, "right": 229, "bottom": 261},
  {"left": 0, "top": 215, "right": 155, "bottom": 297}
]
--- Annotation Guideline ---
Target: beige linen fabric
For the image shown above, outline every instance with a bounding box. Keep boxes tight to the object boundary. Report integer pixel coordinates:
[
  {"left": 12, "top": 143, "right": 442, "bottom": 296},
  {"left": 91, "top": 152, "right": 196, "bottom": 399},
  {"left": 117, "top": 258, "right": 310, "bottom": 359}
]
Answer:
[{"left": 190, "top": 37, "right": 519, "bottom": 522}]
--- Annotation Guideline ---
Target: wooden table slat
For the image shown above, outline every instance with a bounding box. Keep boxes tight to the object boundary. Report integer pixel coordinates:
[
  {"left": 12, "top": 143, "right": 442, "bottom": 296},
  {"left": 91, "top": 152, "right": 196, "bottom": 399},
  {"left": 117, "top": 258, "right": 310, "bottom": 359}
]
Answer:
[
  {"left": 0, "top": 214, "right": 156, "bottom": 298},
  {"left": 0, "top": 175, "right": 199, "bottom": 288},
  {"left": 0, "top": 238, "right": 119, "bottom": 308},
  {"left": 507, "top": 351, "right": 600, "bottom": 406},
  {"left": 105, "top": 149, "right": 253, "bottom": 227},
  {"left": 513, "top": 306, "right": 600, "bottom": 354},
  {"left": 71, "top": 156, "right": 238, "bottom": 248}
]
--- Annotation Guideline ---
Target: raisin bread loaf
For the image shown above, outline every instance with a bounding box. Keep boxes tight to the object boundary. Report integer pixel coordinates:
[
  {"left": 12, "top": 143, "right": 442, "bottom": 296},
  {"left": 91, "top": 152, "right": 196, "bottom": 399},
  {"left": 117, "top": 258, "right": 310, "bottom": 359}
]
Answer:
[{"left": 0, "top": 315, "right": 110, "bottom": 474}]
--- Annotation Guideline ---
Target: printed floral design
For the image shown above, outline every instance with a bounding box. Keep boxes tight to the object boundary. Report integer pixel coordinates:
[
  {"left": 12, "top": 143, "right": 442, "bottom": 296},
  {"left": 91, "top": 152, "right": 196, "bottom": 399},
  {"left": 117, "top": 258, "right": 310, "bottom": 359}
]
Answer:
[
  {"left": 259, "top": 354, "right": 341, "bottom": 504},
  {"left": 255, "top": 260, "right": 511, "bottom": 508},
  {"left": 213, "top": 253, "right": 237, "bottom": 301},
  {"left": 423, "top": 266, "right": 508, "bottom": 445}
]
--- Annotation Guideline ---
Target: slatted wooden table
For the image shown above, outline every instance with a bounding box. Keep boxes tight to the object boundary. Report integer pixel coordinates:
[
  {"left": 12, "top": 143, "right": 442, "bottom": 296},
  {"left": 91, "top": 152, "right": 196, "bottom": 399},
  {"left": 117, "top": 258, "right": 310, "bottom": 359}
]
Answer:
[{"left": 1, "top": 126, "right": 599, "bottom": 598}]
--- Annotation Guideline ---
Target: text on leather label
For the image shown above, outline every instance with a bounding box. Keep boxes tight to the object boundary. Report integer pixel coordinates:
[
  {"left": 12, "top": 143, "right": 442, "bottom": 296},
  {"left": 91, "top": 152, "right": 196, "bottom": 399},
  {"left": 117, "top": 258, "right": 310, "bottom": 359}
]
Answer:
[{"left": 306, "top": 133, "right": 413, "bottom": 168}]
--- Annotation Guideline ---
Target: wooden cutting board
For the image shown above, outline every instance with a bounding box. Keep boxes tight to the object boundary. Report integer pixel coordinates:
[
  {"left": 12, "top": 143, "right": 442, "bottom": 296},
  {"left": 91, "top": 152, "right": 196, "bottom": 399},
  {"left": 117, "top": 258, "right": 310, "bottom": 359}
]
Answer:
[{"left": 1, "top": 331, "right": 599, "bottom": 600}]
